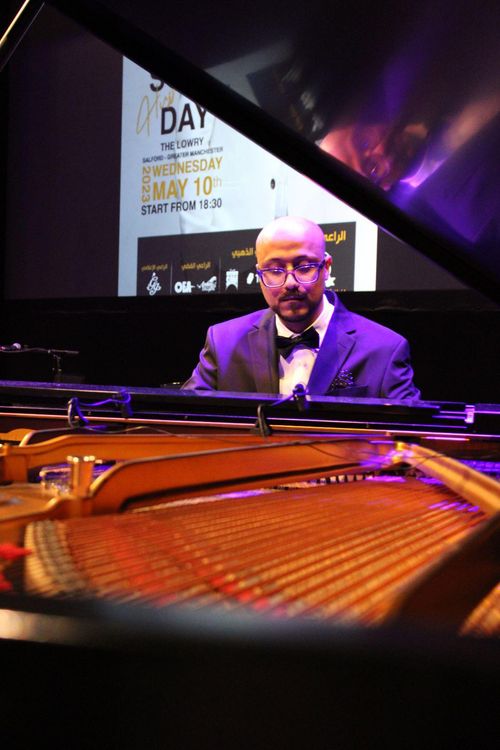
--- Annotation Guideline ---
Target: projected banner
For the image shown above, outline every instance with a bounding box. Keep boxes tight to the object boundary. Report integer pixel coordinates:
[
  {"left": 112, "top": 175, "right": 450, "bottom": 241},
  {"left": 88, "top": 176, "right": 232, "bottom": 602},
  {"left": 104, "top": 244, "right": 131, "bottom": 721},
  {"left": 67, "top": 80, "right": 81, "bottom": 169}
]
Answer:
[
  {"left": 137, "top": 224, "right": 356, "bottom": 297},
  {"left": 119, "top": 59, "right": 378, "bottom": 296}
]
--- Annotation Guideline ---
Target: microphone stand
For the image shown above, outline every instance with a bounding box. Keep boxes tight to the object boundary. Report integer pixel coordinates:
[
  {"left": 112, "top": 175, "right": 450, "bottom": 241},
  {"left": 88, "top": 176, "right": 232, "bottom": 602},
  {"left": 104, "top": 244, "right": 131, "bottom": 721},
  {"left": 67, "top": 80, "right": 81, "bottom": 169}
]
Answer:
[
  {"left": 0, "top": 344, "right": 79, "bottom": 382},
  {"left": 252, "top": 384, "right": 310, "bottom": 437}
]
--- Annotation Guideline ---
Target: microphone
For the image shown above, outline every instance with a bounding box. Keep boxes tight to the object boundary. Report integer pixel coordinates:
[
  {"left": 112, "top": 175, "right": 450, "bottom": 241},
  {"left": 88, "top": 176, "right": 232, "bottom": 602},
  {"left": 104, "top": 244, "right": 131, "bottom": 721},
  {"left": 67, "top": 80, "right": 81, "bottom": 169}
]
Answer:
[
  {"left": 0, "top": 342, "right": 22, "bottom": 351},
  {"left": 292, "top": 383, "right": 309, "bottom": 412},
  {"left": 253, "top": 384, "right": 310, "bottom": 437}
]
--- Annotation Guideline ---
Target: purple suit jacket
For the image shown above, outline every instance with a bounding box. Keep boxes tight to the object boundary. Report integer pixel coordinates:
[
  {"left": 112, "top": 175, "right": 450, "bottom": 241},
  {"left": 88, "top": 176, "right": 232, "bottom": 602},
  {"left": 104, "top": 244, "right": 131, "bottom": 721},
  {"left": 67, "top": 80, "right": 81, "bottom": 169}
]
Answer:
[{"left": 182, "top": 293, "right": 420, "bottom": 399}]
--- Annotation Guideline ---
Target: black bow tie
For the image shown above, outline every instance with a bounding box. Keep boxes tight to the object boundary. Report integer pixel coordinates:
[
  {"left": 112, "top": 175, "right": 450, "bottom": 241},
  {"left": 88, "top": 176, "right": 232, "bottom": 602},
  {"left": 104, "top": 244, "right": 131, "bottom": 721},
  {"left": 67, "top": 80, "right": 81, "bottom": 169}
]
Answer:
[{"left": 275, "top": 326, "right": 320, "bottom": 359}]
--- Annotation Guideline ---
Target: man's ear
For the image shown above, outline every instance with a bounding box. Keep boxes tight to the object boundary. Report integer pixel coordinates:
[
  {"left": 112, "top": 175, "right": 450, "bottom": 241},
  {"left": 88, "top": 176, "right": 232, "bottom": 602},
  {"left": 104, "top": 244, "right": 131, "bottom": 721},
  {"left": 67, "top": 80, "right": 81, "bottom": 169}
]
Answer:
[{"left": 324, "top": 253, "right": 332, "bottom": 273}]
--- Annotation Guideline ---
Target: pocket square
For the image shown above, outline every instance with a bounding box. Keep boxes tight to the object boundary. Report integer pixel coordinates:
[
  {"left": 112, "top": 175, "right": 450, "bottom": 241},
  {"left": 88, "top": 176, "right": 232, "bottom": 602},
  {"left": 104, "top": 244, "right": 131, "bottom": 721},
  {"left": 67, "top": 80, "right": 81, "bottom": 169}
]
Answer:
[{"left": 328, "top": 369, "right": 355, "bottom": 390}]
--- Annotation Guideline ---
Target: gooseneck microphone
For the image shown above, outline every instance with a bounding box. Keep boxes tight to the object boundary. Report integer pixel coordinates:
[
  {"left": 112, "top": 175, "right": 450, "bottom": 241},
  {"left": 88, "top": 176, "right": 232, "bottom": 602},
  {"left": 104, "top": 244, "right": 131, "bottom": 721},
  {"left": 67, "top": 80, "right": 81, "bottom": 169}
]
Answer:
[
  {"left": 0, "top": 343, "right": 79, "bottom": 355},
  {"left": 253, "top": 383, "right": 310, "bottom": 437}
]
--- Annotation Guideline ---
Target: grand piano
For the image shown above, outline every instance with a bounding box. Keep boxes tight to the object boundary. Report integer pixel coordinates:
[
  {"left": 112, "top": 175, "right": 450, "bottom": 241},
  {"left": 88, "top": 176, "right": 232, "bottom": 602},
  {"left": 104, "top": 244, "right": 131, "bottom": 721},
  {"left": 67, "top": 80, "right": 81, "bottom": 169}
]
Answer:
[{"left": 1, "top": 1, "right": 499, "bottom": 747}]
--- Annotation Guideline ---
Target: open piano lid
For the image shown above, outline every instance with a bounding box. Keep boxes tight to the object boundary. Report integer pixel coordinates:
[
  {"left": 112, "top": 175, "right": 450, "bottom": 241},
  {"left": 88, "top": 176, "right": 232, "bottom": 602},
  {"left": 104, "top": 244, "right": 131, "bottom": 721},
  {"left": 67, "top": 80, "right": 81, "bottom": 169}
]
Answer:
[{"left": 35, "top": 0, "right": 500, "bottom": 304}]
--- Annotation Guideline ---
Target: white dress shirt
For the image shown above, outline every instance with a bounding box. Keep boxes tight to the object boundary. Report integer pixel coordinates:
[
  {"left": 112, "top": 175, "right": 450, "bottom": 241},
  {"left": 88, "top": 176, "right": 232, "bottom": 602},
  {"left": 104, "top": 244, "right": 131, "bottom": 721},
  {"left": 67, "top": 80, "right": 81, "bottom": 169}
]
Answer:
[{"left": 276, "top": 295, "right": 335, "bottom": 395}]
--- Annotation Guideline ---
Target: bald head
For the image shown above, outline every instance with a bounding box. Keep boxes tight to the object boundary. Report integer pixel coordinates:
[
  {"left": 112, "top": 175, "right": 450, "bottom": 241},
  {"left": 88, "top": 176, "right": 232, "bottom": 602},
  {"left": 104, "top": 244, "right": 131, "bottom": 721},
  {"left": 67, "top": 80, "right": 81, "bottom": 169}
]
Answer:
[
  {"left": 256, "top": 216, "right": 326, "bottom": 264},
  {"left": 255, "top": 216, "right": 331, "bottom": 333}
]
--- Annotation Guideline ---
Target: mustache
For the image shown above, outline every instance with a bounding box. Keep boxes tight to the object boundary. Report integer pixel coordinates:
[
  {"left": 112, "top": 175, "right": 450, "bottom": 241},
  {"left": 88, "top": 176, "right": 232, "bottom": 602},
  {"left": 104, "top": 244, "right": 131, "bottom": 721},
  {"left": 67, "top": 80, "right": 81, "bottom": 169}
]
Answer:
[{"left": 279, "top": 293, "right": 305, "bottom": 301}]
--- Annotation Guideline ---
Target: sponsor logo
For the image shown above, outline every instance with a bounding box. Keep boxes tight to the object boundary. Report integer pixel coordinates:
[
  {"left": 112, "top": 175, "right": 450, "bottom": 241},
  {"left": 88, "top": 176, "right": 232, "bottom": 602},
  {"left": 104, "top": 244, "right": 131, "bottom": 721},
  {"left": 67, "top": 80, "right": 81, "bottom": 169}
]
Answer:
[
  {"left": 146, "top": 272, "right": 162, "bottom": 296},
  {"left": 225, "top": 269, "right": 239, "bottom": 290},
  {"left": 174, "top": 280, "right": 193, "bottom": 294},
  {"left": 196, "top": 276, "right": 217, "bottom": 292}
]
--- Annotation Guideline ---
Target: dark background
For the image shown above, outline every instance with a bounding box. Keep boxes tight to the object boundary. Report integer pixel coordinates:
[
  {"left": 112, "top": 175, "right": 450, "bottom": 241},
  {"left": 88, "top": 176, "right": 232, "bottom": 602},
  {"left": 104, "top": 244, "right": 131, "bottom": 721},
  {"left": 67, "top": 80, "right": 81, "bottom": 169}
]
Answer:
[{"left": 0, "top": 2, "right": 498, "bottom": 402}]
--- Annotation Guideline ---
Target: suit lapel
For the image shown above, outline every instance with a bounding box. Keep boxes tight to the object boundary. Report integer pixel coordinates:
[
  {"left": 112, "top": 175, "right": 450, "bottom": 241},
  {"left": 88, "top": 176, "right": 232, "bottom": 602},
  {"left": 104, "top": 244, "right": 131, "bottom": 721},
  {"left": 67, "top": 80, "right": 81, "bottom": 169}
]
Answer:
[
  {"left": 308, "top": 294, "right": 356, "bottom": 394},
  {"left": 248, "top": 310, "right": 279, "bottom": 393}
]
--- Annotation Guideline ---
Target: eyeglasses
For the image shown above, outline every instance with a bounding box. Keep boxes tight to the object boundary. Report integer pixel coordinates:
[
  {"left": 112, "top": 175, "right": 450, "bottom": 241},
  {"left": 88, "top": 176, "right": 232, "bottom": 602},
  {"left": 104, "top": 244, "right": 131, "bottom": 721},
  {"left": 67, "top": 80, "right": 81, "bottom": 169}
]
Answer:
[{"left": 256, "top": 260, "right": 326, "bottom": 288}]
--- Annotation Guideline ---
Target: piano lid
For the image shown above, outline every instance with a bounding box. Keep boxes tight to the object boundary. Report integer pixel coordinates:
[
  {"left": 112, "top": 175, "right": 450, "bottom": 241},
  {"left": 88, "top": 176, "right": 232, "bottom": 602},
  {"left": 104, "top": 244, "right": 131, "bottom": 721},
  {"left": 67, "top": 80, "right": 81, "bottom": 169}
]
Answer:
[{"left": 38, "top": 0, "right": 500, "bottom": 304}]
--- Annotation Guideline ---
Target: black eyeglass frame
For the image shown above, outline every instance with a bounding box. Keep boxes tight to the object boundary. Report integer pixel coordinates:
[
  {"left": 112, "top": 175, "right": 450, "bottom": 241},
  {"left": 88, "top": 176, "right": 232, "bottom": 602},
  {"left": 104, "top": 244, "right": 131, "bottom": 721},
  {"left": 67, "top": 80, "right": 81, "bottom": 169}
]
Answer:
[{"left": 255, "top": 260, "right": 327, "bottom": 288}]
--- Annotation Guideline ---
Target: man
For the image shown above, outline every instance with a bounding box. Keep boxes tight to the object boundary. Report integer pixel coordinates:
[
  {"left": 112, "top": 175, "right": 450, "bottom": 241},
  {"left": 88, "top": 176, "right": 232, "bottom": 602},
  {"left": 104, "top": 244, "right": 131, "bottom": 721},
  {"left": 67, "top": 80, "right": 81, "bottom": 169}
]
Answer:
[{"left": 182, "top": 216, "right": 420, "bottom": 399}]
